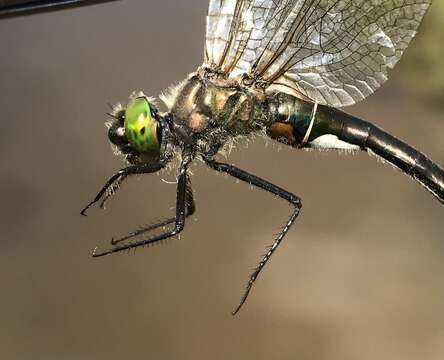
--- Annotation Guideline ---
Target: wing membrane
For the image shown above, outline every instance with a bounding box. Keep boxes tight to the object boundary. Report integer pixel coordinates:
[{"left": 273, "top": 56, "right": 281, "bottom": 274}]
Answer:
[{"left": 205, "top": 0, "right": 431, "bottom": 107}]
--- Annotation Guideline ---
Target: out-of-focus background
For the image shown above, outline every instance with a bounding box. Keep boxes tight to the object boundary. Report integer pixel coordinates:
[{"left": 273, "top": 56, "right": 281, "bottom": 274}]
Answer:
[{"left": 0, "top": 1, "right": 443, "bottom": 359}]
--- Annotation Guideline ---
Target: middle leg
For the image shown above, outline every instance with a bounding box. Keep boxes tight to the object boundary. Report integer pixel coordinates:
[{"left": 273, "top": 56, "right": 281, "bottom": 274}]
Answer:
[{"left": 110, "top": 175, "right": 196, "bottom": 245}]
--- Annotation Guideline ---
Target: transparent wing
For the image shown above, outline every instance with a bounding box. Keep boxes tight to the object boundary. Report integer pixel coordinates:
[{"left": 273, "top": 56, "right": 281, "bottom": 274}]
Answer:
[{"left": 205, "top": 0, "right": 431, "bottom": 107}]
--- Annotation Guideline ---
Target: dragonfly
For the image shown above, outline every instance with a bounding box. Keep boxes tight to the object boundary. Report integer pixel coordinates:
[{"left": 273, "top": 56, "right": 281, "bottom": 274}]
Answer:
[{"left": 2, "top": 0, "right": 443, "bottom": 315}]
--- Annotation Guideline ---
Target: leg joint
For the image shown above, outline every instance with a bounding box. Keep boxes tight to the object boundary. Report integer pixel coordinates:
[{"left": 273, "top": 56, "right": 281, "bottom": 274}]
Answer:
[{"left": 290, "top": 196, "right": 302, "bottom": 208}]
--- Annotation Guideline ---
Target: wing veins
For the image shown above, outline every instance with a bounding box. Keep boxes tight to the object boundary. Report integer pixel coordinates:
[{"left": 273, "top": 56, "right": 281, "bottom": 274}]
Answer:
[{"left": 205, "top": 0, "right": 431, "bottom": 107}]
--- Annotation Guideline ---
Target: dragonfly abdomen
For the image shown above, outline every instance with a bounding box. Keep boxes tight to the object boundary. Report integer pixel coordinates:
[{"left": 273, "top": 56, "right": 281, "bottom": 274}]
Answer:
[
  {"left": 265, "top": 93, "right": 443, "bottom": 203},
  {"left": 265, "top": 93, "right": 316, "bottom": 147},
  {"left": 317, "top": 107, "right": 444, "bottom": 204}
]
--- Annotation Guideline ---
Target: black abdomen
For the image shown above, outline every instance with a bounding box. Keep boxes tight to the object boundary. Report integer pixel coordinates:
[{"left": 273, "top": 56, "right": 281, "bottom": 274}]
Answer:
[{"left": 265, "top": 93, "right": 316, "bottom": 146}]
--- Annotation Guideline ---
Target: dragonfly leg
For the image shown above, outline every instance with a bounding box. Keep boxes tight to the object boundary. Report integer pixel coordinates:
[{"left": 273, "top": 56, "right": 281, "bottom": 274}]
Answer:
[
  {"left": 110, "top": 176, "right": 195, "bottom": 245},
  {"left": 91, "top": 158, "right": 190, "bottom": 257},
  {"left": 204, "top": 157, "right": 302, "bottom": 315},
  {"left": 80, "top": 163, "right": 163, "bottom": 216},
  {"left": 99, "top": 174, "right": 127, "bottom": 210}
]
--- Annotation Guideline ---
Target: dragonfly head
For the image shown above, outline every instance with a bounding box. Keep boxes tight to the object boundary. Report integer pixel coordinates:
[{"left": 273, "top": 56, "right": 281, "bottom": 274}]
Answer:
[{"left": 107, "top": 93, "right": 174, "bottom": 166}]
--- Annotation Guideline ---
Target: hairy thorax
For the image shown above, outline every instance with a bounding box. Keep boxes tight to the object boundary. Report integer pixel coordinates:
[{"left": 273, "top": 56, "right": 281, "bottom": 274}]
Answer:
[{"left": 168, "top": 72, "right": 267, "bottom": 141}]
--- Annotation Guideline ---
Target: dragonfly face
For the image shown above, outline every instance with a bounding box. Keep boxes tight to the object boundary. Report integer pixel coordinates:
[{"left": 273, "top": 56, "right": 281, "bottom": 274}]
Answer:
[{"left": 107, "top": 93, "right": 176, "bottom": 167}]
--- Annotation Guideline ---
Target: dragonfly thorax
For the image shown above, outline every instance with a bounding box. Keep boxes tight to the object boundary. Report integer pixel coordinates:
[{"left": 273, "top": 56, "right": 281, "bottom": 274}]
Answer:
[
  {"left": 166, "top": 73, "right": 268, "bottom": 151},
  {"left": 166, "top": 72, "right": 321, "bottom": 154}
]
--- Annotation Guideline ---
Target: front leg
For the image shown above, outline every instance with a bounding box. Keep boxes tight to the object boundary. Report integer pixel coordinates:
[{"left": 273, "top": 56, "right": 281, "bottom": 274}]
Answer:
[
  {"left": 92, "top": 157, "right": 191, "bottom": 257},
  {"left": 81, "top": 163, "right": 164, "bottom": 216},
  {"left": 204, "top": 157, "right": 302, "bottom": 315}
]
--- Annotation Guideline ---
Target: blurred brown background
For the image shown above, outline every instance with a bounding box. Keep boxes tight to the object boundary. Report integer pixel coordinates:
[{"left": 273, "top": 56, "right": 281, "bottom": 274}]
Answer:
[{"left": 0, "top": 1, "right": 443, "bottom": 359}]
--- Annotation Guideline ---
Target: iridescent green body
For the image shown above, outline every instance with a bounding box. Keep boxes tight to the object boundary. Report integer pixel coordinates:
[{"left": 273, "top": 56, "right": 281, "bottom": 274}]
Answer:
[
  {"left": 171, "top": 74, "right": 264, "bottom": 136},
  {"left": 170, "top": 73, "right": 317, "bottom": 150}
]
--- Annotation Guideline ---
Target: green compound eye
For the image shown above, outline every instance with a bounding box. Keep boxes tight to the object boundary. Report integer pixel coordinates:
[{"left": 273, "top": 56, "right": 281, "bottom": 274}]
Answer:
[{"left": 125, "top": 97, "right": 160, "bottom": 153}]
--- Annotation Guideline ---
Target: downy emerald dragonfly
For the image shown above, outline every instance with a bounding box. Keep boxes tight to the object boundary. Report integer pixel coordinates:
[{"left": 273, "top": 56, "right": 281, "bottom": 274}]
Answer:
[{"left": 2, "top": 0, "right": 442, "bottom": 315}]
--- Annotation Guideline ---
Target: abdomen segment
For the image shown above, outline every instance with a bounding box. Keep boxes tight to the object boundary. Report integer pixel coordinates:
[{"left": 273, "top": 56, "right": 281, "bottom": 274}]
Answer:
[{"left": 265, "top": 93, "right": 444, "bottom": 204}]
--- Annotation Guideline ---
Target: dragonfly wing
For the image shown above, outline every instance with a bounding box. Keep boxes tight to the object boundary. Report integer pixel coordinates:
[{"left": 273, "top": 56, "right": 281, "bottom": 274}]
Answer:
[
  {"left": 0, "top": 0, "right": 117, "bottom": 18},
  {"left": 206, "top": 0, "right": 293, "bottom": 77},
  {"left": 205, "top": 0, "right": 431, "bottom": 107}
]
